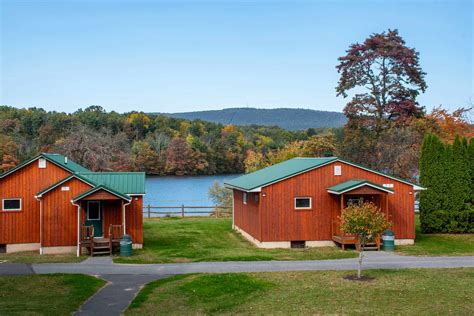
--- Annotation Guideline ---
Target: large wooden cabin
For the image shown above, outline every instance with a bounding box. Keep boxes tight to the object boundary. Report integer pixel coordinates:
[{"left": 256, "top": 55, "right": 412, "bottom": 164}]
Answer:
[
  {"left": 0, "top": 153, "right": 145, "bottom": 256},
  {"left": 225, "top": 157, "right": 424, "bottom": 249}
]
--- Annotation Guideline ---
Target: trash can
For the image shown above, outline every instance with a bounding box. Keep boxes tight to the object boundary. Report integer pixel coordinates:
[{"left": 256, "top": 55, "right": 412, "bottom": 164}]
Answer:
[
  {"left": 120, "top": 234, "right": 133, "bottom": 257},
  {"left": 382, "top": 229, "right": 395, "bottom": 251}
]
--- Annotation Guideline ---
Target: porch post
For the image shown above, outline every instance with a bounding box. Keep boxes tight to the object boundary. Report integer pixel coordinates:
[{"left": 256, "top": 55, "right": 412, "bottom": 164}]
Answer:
[
  {"left": 122, "top": 200, "right": 126, "bottom": 235},
  {"left": 340, "top": 193, "right": 344, "bottom": 211},
  {"left": 385, "top": 194, "right": 389, "bottom": 217}
]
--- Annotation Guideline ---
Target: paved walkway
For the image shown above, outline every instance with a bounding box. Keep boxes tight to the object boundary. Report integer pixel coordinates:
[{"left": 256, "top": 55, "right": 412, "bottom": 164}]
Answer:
[
  {"left": 74, "top": 274, "right": 172, "bottom": 316},
  {"left": 1, "top": 252, "right": 474, "bottom": 315}
]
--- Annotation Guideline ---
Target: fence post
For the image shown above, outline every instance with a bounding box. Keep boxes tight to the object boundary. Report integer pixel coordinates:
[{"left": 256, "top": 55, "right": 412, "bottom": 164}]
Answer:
[
  {"left": 181, "top": 205, "right": 185, "bottom": 217},
  {"left": 147, "top": 205, "right": 151, "bottom": 219},
  {"left": 216, "top": 207, "right": 219, "bottom": 218}
]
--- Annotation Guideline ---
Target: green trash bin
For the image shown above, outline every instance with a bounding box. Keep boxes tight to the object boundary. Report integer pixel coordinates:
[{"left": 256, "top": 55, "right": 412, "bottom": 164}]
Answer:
[
  {"left": 382, "top": 229, "right": 395, "bottom": 251},
  {"left": 120, "top": 234, "right": 133, "bottom": 257}
]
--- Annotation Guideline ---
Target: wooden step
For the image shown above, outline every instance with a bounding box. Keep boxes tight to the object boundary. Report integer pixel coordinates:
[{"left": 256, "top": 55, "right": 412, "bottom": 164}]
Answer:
[{"left": 92, "top": 251, "right": 111, "bottom": 256}]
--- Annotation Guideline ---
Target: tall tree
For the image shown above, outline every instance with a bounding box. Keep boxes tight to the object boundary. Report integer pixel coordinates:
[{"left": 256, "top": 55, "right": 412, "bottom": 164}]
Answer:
[
  {"left": 165, "top": 137, "right": 194, "bottom": 175},
  {"left": 336, "top": 29, "right": 427, "bottom": 134}
]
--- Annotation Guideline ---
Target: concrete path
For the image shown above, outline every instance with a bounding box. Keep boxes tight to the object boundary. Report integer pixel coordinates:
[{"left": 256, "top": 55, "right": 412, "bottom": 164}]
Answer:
[
  {"left": 74, "top": 274, "right": 172, "bottom": 316},
  {"left": 27, "top": 252, "right": 474, "bottom": 275}
]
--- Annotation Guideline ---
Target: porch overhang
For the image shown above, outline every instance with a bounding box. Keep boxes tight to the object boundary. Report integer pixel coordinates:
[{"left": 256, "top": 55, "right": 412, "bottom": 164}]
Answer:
[
  {"left": 327, "top": 179, "right": 394, "bottom": 195},
  {"left": 71, "top": 185, "right": 132, "bottom": 203}
]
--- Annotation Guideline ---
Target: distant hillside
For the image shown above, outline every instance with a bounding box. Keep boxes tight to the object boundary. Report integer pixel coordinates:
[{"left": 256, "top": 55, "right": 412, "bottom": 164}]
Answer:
[{"left": 162, "top": 108, "right": 347, "bottom": 130}]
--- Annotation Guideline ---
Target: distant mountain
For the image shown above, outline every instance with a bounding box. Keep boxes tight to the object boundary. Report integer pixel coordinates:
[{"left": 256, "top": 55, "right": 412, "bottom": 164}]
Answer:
[{"left": 161, "top": 108, "right": 347, "bottom": 130}]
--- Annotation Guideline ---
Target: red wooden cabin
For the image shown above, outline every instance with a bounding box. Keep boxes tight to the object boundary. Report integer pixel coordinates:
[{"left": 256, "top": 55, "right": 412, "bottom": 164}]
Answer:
[
  {"left": 0, "top": 153, "right": 145, "bottom": 256},
  {"left": 225, "top": 157, "right": 424, "bottom": 249}
]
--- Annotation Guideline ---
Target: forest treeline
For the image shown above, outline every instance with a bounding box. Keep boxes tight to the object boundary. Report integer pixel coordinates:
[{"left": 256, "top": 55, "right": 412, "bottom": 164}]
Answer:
[{"left": 0, "top": 105, "right": 327, "bottom": 175}]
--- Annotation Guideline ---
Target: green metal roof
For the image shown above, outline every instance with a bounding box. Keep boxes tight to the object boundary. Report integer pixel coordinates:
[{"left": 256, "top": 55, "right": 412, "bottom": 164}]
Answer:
[
  {"left": 42, "top": 153, "right": 90, "bottom": 173},
  {"left": 327, "top": 179, "right": 394, "bottom": 195},
  {"left": 225, "top": 157, "right": 337, "bottom": 191},
  {"left": 72, "top": 184, "right": 132, "bottom": 202},
  {"left": 225, "top": 157, "right": 423, "bottom": 192},
  {"left": 78, "top": 172, "right": 146, "bottom": 195},
  {"left": 0, "top": 153, "right": 90, "bottom": 178}
]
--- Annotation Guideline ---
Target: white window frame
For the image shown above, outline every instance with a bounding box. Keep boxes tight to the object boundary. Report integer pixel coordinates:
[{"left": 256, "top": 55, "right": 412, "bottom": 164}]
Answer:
[
  {"left": 243, "top": 192, "right": 247, "bottom": 205},
  {"left": 294, "top": 197, "right": 312, "bottom": 210},
  {"left": 2, "top": 198, "right": 22, "bottom": 211},
  {"left": 334, "top": 165, "right": 342, "bottom": 176},
  {"left": 87, "top": 201, "right": 101, "bottom": 220},
  {"left": 38, "top": 158, "right": 46, "bottom": 169}
]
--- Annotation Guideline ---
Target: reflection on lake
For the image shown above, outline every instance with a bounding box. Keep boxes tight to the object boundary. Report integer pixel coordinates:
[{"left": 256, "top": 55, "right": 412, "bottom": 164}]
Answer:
[{"left": 144, "top": 174, "right": 241, "bottom": 207}]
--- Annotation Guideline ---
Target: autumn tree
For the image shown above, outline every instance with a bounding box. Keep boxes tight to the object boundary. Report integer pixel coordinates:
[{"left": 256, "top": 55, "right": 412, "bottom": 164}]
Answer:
[
  {"left": 165, "top": 137, "right": 194, "bottom": 175},
  {"left": 337, "top": 29, "right": 427, "bottom": 134},
  {"left": 208, "top": 180, "right": 232, "bottom": 207},
  {"left": 426, "top": 107, "right": 473, "bottom": 143},
  {"left": 0, "top": 135, "right": 19, "bottom": 172},
  {"left": 340, "top": 201, "right": 390, "bottom": 279},
  {"left": 302, "top": 133, "right": 337, "bottom": 157},
  {"left": 337, "top": 29, "right": 428, "bottom": 177}
]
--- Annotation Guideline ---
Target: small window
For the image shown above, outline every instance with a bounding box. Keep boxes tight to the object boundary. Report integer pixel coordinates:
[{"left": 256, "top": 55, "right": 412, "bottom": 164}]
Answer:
[
  {"left": 334, "top": 165, "right": 342, "bottom": 176},
  {"left": 243, "top": 193, "right": 247, "bottom": 205},
  {"left": 2, "top": 198, "right": 22, "bottom": 211},
  {"left": 61, "top": 186, "right": 70, "bottom": 191},
  {"left": 254, "top": 194, "right": 259, "bottom": 203},
  {"left": 295, "top": 197, "right": 311, "bottom": 209},
  {"left": 87, "top": 202, "right": 101, "bottom": 220},
  {"left": 38, "top": 158, "right": 46, "bottom": 169}
]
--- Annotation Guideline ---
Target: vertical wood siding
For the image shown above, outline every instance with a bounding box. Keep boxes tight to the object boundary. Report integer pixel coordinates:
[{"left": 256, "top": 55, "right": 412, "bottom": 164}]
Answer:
[
  {"left": 240, "top": 161, "right": 415, "bottom": 242},
  {"left": 103, "top": 200, "right": 122, "bottom": 238},
  {"left": 42, "top": 178, "right": 92, "bottom": 247},
  {"left": 126, "top": 196, "right": 143, "bottom": 244},
  {"left": 233, "top": 191, "right": 261, "bottom": 240},
  {"left": 0, "top": 160, "right": 71, "bottom": 244}
]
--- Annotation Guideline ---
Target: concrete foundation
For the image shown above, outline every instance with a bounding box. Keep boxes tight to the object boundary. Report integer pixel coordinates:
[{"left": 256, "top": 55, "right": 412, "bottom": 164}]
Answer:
[
  {"left": 6, "top": 243, "right": 40, "bottom": 253},
  {"left": 394, "top": 239, "right": 415, "bottom": 245},
  {"left": 235, "top": 226, "right": 336, "bottom": 249},
  {"left": 42, "top": 246, "right": 76, "bottom": 254}
]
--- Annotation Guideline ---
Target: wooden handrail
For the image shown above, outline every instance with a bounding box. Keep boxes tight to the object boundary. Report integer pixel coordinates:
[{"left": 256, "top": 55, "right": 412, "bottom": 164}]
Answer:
[
  {"left": 80, "top": 225, "right": 94, "bottom": 241},
  {"left": 109, "top": 224, "right": 123, "bottom": 240}
]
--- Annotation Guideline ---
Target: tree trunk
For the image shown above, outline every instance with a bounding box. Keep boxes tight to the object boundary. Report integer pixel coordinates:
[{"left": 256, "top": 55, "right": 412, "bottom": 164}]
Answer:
[{"left": 357, "top": 236, "right": 366, "bottom": 279}]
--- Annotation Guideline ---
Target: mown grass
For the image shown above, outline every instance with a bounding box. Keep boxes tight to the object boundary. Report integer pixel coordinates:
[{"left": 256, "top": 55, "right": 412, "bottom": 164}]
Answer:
[
  {"left": 114, "top": 218, "right": 357, "bottom": 264},
  {"left": 397, "top": 215, "right": 474, "bottom": 256},
  {"left": 0, "top": 251, "right": 85, "bottom": 263},
  {"left": 0, "top": 274, "right": 105, "bottom": 315},
  {"left": 127, "top": 268, "right": 474, "bottom": 315}
]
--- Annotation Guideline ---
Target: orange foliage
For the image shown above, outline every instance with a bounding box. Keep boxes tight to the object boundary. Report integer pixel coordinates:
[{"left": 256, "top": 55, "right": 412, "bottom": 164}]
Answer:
[{"left": 427, "top": 107, "right": 473, "bottom": 143}]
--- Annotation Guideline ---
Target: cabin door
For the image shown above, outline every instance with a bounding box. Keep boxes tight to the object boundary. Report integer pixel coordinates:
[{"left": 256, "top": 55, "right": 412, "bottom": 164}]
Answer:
[{"left": 85, "top": 201, "right": 103, "bottom": 237}]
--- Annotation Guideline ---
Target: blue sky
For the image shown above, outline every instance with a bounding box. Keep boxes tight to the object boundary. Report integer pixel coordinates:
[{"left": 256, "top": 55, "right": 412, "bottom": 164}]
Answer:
[{"left": 1, "top": 0, "right": 472, "bottom": 113}]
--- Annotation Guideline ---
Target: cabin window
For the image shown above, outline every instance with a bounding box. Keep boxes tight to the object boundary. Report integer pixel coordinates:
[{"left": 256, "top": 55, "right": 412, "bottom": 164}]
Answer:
[
  {"left": 334, "top": 165, "right": 342, "bottom": 176},
  {"left": 294, "top": 197, "right": 312, "bottom": 209},
  {"left": 2, "top": 198, "right": 22, "bottom": 211},
  {"left": 87, "top": 202, "right": 101, "bottom": 220},
  {"left": 254, "top": 194, "right": 259, "bottom": 203},
  {"left": 38, "top": 158, "right": 46, "bottom": 169},
  {"left": 243, "top": 193, "right": 247, "bottom": 205}
]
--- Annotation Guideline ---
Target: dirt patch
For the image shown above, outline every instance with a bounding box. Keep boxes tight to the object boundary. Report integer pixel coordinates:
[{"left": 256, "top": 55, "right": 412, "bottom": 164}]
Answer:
[{"left": 343, "top": 275, "right": 375, "bottom": 282}]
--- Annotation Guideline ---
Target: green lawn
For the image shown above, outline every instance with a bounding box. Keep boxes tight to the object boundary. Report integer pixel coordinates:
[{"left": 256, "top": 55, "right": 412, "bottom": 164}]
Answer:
[
  {"left": 0, "top": 251, "right": 85, "bottom": 263},
  {"left": 127, "top": 268, "right": 474, "bottom": 315},
  {"left": 114, "top": 218, "right": 357, "bottom": 264},
  {"left": 0, "top": 274, "right": 105, "bottom": 315},
  {"left": 396, "top": 215, "right": 474, "bottom": 256}
]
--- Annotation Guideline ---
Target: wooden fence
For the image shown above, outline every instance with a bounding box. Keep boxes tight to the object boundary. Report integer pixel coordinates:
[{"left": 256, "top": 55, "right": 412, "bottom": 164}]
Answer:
[{"left": 143, "top": 205, "right": 232, "bottom": 218}]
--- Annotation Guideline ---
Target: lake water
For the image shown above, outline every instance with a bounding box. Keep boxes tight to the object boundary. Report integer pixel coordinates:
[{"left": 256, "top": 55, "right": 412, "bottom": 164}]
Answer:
[{"left": 144, "top": 174, "right": 241, "bottom": 215}]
